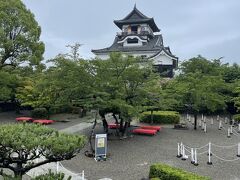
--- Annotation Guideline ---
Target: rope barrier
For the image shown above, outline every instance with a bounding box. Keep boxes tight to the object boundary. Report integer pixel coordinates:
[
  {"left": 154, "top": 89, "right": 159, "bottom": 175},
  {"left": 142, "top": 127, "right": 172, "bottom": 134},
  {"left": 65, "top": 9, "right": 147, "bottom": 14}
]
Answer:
[
  {"left": 212, "top": 153, "right": 240, "bottom": 162},
  {"left": 58, "top": 162, "right": 85, "bottom": 179},
  {"left": 198, "top": 150, "right": 208, "bottom": 155},
  {"left": 211, "top": 143, "right": 238, "bottom": 148}
]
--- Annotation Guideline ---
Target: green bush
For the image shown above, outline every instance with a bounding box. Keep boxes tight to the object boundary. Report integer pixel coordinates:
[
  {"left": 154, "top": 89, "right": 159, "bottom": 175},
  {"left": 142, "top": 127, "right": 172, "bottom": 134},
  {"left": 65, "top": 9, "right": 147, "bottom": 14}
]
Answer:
[
  {"left": 140, "top": 111, "right": 180, "bottom": 124},
  {"left": 32, "top": 170, "right": 71, "bottom": 180},
  {"left": 31, "top": 108, "right": 48, "bottom": 119},
  {"left": 149, "top": 163, "right": 211, "bottom": 180},
  {"left": 49, "top": 105, "right": 72, "bottom": 114},
  {"left": 233, "top": 114, "right": 240, "bottom": 122}
]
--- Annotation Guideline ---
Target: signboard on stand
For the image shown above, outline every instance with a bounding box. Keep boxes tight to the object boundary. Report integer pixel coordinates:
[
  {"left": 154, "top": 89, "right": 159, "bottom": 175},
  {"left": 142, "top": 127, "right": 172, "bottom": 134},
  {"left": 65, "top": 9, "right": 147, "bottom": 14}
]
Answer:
[{"left": 95, "top": 134, "right": 107, "bottom": 161}]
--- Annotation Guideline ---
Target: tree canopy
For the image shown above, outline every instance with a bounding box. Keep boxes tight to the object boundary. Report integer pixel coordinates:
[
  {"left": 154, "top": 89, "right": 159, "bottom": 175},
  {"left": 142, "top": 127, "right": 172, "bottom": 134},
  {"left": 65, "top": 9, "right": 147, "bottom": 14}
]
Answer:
[
  {"left": 0, "top": 0, "right": 44, "bottom": 69},
  {"left": 0, "top": 123, "right": 86, "bottom": 178}
]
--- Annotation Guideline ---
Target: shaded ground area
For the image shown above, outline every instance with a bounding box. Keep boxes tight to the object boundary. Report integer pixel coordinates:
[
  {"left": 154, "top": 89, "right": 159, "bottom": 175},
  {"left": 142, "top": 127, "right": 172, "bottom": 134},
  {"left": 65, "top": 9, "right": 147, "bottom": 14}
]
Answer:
[{"left": 62, "top": 118, "right": 240, "bottom": 180}]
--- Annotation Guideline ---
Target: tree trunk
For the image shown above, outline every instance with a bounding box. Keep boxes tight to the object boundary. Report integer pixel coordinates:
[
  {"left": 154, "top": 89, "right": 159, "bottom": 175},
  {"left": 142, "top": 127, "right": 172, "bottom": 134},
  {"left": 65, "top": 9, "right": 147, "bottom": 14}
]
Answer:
[
  {"left": 194, "top": 113, "right": 197, "bottom": 130},
  {"left": 14, "top": 162, "right": 23, "bottom": 179},
  {"left": 150, "top": 110, "right": 154, "bottom": 124},
  {"left": 113, "top": 113, "right": 120, "bottom": 136}
]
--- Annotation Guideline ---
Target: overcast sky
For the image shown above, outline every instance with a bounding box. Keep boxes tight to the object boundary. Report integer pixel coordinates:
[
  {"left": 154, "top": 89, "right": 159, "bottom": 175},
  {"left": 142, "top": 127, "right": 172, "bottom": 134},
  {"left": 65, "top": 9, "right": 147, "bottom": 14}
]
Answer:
[{"left": 22, "top": 0, "right": 240, "bottom": 64}]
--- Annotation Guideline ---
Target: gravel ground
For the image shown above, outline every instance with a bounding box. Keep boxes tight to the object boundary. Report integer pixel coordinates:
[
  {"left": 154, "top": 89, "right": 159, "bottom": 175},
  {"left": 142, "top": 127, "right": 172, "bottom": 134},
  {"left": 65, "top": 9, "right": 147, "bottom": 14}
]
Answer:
[{"left": 62, "top": 117, "right": 240, "bottom": 180}]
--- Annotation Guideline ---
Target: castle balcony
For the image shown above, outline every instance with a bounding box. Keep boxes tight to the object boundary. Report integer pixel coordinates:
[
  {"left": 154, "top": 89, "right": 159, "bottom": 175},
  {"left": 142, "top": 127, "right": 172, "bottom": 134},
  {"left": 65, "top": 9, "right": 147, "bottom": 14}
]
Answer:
[{"left": 117, "top": 31, "right": 153, "bottom": 38}]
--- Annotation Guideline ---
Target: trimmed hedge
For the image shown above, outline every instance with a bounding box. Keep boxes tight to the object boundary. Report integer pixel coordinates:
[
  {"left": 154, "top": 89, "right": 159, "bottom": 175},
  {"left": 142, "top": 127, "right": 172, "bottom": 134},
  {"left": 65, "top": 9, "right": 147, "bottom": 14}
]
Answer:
[
  {"left": 31, "top": 108, "right": 48, "bottom": 119},
  {"left": 149, "top": 163, "right": 211, "bottom": 180},
  {"left": 32, "top": 170, "right": 71, "bottom": 180},
  {"left": 140, "top": 111, "right": 180, "bottom": 124},
  {"left": 233, "top": 114, "right": 240, "bottom": 122}
]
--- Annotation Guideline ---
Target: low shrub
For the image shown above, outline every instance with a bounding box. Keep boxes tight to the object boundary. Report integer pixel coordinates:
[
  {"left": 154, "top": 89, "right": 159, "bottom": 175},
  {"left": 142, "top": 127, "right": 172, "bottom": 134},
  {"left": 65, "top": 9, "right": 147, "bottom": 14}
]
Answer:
[
  {"left": 149, "top": 163, "right": 211, "bottom": 180},
  {"left": 32, "top": 170, "right": 71, "bottom": 180},
  {"left": 31, "top": 108, "right": 48, "bottom": 119},
  {"left": 233, "top": 114, "right": 240, "bottom": 122},
  {"left": 49, "top": 105, "right": 72, "bottom": 114},
  {"left": 140, "top": 111, "right": 180, "bottom": 124}
]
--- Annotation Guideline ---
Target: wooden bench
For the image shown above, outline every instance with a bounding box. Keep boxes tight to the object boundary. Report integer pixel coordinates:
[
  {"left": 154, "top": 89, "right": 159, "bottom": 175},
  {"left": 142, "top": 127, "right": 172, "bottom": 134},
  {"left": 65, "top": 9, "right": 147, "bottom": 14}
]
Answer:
[
  {"left": 132, "top": 128, "right": 157, "bottom": 135},
  {"left": 108, "top": 123, "right": 120, "bottom": 129},
  {"left": 16, "top": 117, "right": 33, "bottom": 122},
  {"left": 140, "top": 126, "right": 161, "bottom": 131},
  {"left": 33, "top": 119, "right": 55, "bottom": 125}
]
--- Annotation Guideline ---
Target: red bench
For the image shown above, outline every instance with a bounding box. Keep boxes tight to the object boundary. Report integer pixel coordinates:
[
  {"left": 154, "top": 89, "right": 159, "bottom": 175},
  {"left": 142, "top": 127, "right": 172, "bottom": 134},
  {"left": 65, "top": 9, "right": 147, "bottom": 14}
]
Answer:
[
  {"left": 16, "top": 117, "right": 33, "bottom": 122},
  {"left": 108, "top": 123, "right": 120, "bottom": 129},
  {"left": 132, "top": 128, "right": 157, "bottom": 135},
  {"left": 140, "top": 126, "right": 161, "bottom": 131},
  {"left": 33, "top": 119, "right": 55, "bottom": 125}
]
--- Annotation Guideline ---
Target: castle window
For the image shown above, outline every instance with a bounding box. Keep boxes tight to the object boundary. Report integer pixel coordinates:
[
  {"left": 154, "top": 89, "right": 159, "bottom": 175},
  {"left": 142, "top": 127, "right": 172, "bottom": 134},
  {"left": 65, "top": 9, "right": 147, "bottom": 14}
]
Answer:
[
  {"left": 131, "top": 26, "right": 138, "bottom": 33},
  {"left": 127, "top": 38, "right": 138, "bottom": 44}
]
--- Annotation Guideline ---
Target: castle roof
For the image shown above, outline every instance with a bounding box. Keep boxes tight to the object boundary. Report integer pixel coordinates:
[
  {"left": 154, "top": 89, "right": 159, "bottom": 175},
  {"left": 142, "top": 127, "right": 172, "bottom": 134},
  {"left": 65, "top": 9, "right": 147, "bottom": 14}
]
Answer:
[{"left": 113, "top": 6, "right": 160, "bottom": 32}]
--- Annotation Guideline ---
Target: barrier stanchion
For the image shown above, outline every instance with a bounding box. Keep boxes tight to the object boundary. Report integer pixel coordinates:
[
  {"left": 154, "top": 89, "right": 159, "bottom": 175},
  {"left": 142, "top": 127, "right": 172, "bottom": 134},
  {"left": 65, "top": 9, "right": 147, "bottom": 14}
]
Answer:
[
  {"left": 217, "top": 115, "right": 220, "bottom": 121},
  {"left": 211, "top": 118, "right": 213, "bottom": 125},
  {"left": 218, "top": 120, "right": 222, "bottom": 130},
  {"left": 57, "top": 161, "right": 59, "bottom": 173},
  {"left": 207, "top": 142, "right": 212, "bottom": 165},
  {"left": 232, "top": 119, "right": 235, "bottom": 127},
  {"left": 199, "top": 120, "right": 202, "bottom": 127},
  {"left": 180, "top": 142, "right": 183, "bottom": 156},
  {"left": 230, "top": 125, "right": 233, "bottom": 134},
  {"left": 204, "top": 116, "right": 206, "bottom": 123},
  {"left": 191, "top": 148, "right": 195, "bottom": 164},
  {"left": 238, "top": 124, "right": 240, "bottom": 133},
  {"left": 194, "top": 149, "right": 198, "bottom": 166},
  {"left": 227, "top": 128, "right": 231, "bottom": 138},
  {"left": 237, "top": 143, "right": 240, "bottom": 157},
  {"left": 204, "top": 122, "right": 207, "bottom": 133},
  {"left": 225, "top": 117, "right": 228, "bottom": 124},
  {"left": 201, "top": 121, "right": 204, "bottom": 130},
  {"left": 82, "top": 170, "right": 85, "bottom": 180},
  {"left": 191, "top": 117, "right": 194, "bottom": 125},
  {"left": 177, "top": 143, "right": 181, "bottom": 158},
  {"left": 181, "top": 145, "right": 187, "bottom": 160}
]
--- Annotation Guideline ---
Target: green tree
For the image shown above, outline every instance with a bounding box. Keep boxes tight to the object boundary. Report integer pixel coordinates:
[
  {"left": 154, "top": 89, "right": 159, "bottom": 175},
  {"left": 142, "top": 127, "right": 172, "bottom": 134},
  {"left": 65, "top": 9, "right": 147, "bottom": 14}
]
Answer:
[
  {"left": 0, "top": 0, "right": 44, "bottom": 69},
  {"left": 0, "top": 123, "right": 86, "bottom": 179}
]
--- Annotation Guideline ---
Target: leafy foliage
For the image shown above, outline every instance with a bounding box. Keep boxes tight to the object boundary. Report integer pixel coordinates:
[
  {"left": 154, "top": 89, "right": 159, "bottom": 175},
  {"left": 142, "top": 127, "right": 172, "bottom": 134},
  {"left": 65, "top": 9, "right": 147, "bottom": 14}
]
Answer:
[
  {"left": 33, "top": 170, "right": 71, "bottom": 180},
  {"left": 149, "top": 163, "right": 211, "bottom": 180},
  {"left": 140, "top": 111, "right": 180, "bottom": 124},
  {"left": 0, "top": 0, "right": 44, "bottom": 69},
  {"left": 0, "top": 123, "right": 86, "bottom": 177}
]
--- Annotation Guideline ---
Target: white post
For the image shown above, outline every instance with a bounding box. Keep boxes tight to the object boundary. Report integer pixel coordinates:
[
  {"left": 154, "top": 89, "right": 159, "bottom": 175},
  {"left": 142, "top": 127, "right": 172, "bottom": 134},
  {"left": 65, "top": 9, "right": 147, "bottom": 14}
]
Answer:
[
  {"left": 199, "top": 120, "right": 202, "bottom": 127},
  {"left": 191, "top": 148, "right": 195, "bottom": 164},
  {"left": 227, "top": 128, "right": 231, "bottom": 138},
  {"left": 187, "top": 113, "right": 190, "bottom": 122},
  {"left": 211, "top": 117, "right": 213, "bottom": 125},
  {"left": 180, "top": 142, "right": 183, "bottom": 156},
  {"left": 237, "top": 143, "right": 240, "bottom": 157},
  {"left": 82, "top": 170, "right": 85, "bottom": 180},
  {"left": 232, "top": 119, "right": 235, "bottom": 126},
  {"left": 204, "top": 116, "right": 206, "bottom": 123},
  {"left": 182, "top": 145, "right": 186, "bottom": 160},
  {"left": 217, "top": 115, "right": 220, "bottom": 121},
  {"left": 177, "top": 143, "right": 181, "bottom": 157},
  {"left": 218, "top": 120, "right": 222, "bottom": 130},
  {"left": 204, "top": 122, "right": 207, "bottom": 133},
  {"left": 194, "top": 148, "right": 198, "bottom": 166},
  {"left": 56, "top": 162, "right": 59, "bottom": 173},
  {"left": 238, "top": 124, "right": 240, "bottom": 133},
  {"left": 230, "top": 125, "right": 233, "bottom": 134},
  {"left": 225, "top": 117, "right": 228, "bottom": 124},
  {"left": 201, "top": 120, "right": 204, "bottom": 130},
  {"left": 207, "top": 142, "right": 212, "bottom": 165},
  {"left": 191, "top": 117, "right": 194, "bottom": 124}
]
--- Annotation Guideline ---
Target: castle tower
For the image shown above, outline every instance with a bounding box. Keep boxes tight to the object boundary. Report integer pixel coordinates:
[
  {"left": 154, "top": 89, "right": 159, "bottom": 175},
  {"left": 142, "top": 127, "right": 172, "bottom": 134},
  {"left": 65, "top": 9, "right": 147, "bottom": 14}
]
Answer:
[{"left": 92, "top": 5, "right": 178, "bottom": 78}]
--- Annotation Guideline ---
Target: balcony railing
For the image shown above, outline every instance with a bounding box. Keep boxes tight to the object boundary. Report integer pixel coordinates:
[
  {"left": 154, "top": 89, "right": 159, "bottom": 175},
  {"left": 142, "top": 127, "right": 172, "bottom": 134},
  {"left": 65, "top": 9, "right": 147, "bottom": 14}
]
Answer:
[{"left": 117, "top": 31, "right": 153, "bottom": 37}]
